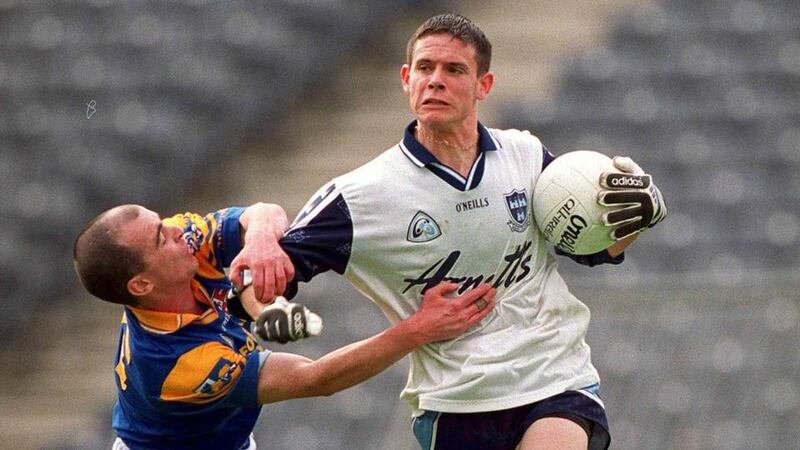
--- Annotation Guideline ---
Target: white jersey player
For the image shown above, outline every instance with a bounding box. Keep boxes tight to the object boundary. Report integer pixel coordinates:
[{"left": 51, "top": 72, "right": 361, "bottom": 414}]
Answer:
[{"left": 270, "top": 13, "right": 666, "bottom": 450}]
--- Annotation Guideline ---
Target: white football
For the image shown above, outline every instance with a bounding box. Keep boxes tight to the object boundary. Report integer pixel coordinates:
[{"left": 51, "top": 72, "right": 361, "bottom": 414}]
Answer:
[{"left": 532, "top": 150, "right": 616, "bottom": 255}]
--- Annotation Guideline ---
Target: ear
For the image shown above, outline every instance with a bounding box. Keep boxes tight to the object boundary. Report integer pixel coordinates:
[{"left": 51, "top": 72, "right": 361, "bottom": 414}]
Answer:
[
  {"left": 476, "top": 71, "right": 495, "bottom": 101},
  {"left": 127, "top": 274, "right": 154, "bottom": 298},
  {"left": 400, "top": 64, "right": 411, "bottom": 93}
]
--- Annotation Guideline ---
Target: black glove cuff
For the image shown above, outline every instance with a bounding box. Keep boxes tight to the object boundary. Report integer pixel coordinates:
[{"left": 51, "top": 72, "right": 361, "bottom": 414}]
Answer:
[
  {"left": 225, "top": 296, "right": 250, "bottom": 320},
  {"left": 226, "top": 270, "right": 253, "bottom": 320}
]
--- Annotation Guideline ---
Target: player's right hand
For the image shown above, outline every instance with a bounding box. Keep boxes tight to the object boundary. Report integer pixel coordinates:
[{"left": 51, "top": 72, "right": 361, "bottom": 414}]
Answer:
[
  {"left": 408, "top": 283, "right": 495, "bottom": 344},
  {"left": 230, "top": 236, "right": 295, "bottom": 303}
]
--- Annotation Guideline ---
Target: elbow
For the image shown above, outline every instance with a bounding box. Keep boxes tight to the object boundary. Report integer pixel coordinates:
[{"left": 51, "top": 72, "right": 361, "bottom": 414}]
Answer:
[
  {"left": 315, "top": 383, "right": 337, "bottom": 398},
  {"left": 303, "top": 372, "right": 337, "bottom": 398},
  {"left": 296, "top": 365, "right": 339, "bottom": 398}
]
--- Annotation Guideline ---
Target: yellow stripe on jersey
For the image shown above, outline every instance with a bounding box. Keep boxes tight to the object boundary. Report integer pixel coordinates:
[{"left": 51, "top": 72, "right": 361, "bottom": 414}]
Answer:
[
  {"left": 115, "top": 312, "right": 132, "bottom": 390},
  {"left": 164, "top": 212, "right": 227, "bottom": 281},
  {"left": 161, "top": 342, "right": 247, "bottom": 404}
]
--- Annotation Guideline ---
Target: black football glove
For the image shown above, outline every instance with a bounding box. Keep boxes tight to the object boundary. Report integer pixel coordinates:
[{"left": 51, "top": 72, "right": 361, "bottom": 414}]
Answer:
[
  {"left": 255, "top": 297, "right": 323, "bottom": 344},
  {"left": 598, "top": 156, "right": 667, "bottom": 241}
]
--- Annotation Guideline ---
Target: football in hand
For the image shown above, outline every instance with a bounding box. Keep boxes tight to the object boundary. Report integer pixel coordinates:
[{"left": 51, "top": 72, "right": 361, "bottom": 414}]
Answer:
[{"left": 532, "top": 150, "right": 617, "bottom": 255}]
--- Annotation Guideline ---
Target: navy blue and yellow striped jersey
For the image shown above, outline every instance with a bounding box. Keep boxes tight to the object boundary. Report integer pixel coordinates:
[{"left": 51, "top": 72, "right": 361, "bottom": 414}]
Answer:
[{"left": 112, "top": 208, "right": 267, "bottom": 450}]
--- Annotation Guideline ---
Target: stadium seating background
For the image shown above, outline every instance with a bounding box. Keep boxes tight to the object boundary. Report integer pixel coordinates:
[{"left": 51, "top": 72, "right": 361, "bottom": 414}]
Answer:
[
  {"left": 0, "top": 1, "right": 797, "bottom": 449},
  {"left": 0, "top": 0, "right": 421, "bottom": 337}
]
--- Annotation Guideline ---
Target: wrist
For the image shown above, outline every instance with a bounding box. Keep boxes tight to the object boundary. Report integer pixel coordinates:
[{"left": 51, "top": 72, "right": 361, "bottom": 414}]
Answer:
[
  {"left": 245, "top": 228, "right": 279, "bottom": 244},
  {"left": 393, "top": 314, "right": 429, "bottom": 348}
]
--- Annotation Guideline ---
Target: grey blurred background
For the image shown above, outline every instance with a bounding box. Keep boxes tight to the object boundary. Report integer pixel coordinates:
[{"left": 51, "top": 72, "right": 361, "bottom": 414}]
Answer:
[{"left": 0, "top": 0, "right": 798, "bottom": 449}]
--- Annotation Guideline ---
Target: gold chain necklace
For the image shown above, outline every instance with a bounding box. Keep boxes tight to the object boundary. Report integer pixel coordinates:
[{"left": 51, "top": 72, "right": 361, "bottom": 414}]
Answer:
[{"left": 416, "top": 126, "right": 478, "bottom": 152}]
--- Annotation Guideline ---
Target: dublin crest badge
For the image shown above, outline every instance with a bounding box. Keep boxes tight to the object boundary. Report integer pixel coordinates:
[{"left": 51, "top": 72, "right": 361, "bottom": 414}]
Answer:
[
  {"left": 407, "top": 211, "right": 442, "bottom": 243},
  {"left": 504, "top": 189, "right": 531, "bottom": 233}
]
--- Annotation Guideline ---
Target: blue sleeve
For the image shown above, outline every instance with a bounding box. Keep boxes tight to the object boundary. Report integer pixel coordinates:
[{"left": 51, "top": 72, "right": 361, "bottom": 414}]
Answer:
[
  {"left": 555, "top": 247, "right": 624, "bottom": 266},
  {"left": 219, "top": 207, "right": 245, "bottom": 268},
  {"left": 280, "top": 187, "right": 353, "bottom": 300},
  {"left": 542, "top": 145, "right": 556, "bottom": 170},
  {"left": 219, "top": 350, "right": 263, "bottom": 408}
]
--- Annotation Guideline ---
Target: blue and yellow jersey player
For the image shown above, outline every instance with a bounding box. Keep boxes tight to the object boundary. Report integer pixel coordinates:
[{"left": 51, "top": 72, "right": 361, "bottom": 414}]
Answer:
[
  {"left": 112, "top": 207, "right": 265, "bottom": 449},
  {"left": 73, "top": 202, "right": 497, "bottom": 450}
]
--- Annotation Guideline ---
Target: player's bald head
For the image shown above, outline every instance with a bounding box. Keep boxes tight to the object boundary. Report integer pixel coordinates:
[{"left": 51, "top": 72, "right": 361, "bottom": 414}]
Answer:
[{"left": 73, "top": 204, "right": 147, "bottom": 305}]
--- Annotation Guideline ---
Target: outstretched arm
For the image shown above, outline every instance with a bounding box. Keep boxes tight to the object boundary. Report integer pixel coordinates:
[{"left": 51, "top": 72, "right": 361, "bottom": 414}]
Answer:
[{"left": 255, "top": 282, "right": 496, "bottom": 404}]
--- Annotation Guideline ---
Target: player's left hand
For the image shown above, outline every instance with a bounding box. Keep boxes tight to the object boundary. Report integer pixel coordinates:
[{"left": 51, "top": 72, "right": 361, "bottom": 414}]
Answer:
[
  {"left": 597, "top": 156, "right": 667, "bottom": 240},
  {"left": 230, "top": 233, "right": 295, "bottom": 302},
  {"left": 255, "top": 297, "right": 323, "bottom": 344}
]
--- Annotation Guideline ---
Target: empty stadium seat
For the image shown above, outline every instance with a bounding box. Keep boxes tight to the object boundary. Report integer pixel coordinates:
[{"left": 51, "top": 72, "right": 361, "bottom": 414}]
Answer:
[{"left": 503, "top": 0, "right": 800, "bottom": 279}]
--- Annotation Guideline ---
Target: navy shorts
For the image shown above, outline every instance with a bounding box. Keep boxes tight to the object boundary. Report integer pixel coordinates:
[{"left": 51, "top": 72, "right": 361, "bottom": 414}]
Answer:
[{"left": 412, "top": 384, "right": 610, "bottom": 450}]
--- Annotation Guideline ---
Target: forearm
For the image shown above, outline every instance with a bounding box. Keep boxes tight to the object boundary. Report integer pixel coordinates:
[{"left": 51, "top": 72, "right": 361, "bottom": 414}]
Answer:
[
  {"left": 239, "top": 202, "right": 289, "bottom": 244},
  {"left": 256, "top": 283, "right": 494, "bottom": 404},
  {"left": 238, "top": 286, "right": 265, "bottom": 320},
  {"left": 304, "top": 320, "right": 423, "bottom": 396},
  {"left": 257, "top": 320, "right": 423, "bottom": 404}
]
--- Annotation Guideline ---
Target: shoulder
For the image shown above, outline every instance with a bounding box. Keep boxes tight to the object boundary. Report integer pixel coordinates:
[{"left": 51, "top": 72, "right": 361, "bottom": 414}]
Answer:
[
  {"left": 488, "top": 127, "right": 544, "bottom": 153},
  {"left": 296, "top": 146, "right": 410, "bottom": 218},
  {"left": 336, "top": 146, "right": 409, "bottom": 192}
]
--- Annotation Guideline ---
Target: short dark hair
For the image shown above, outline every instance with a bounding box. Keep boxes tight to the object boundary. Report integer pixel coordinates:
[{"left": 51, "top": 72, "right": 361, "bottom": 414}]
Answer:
[
  {"left": 406, "top": 13, "right": 492, "bottom": 75},
  {"left": 73, "top": 206, "right": 145, "bottom": 306}
]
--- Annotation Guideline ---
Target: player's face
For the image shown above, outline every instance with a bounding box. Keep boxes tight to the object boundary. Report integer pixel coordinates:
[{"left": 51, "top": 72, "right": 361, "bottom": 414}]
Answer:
[
  {"left": 401, "top": 33, "right": 493, "bottom": 130},
  {"left": 118, "top": 206, "right": 198, "bottom": 288}
]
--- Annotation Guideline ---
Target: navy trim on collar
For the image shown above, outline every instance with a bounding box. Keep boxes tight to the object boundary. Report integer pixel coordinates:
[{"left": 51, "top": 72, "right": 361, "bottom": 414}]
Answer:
[
  {"left": 397, "top": 120, "right": 501, "bottom": 192},
  {"left": 399, "top": 120, "right": 500, "bottom": 168}
]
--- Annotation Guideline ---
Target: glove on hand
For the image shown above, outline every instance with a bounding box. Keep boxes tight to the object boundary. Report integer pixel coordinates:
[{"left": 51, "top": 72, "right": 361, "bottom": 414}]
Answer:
[
  {"left": 597, "top": 156, "right": 667, "bottom": 240},
  {"left": 255, "top": 297, "right": 323, "bottom": 344}
]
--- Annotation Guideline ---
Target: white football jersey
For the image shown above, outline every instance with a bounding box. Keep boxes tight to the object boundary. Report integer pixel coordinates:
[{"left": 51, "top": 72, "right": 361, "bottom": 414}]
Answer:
[{"left": 282, "top": 122, "right": 613, "bottom": 415}]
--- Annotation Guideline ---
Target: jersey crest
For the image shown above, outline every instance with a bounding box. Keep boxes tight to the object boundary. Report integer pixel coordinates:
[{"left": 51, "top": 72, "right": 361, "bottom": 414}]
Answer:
[
  {"left": 160, "top": 342, "right": 247, "bottom": 404},
  {"left": 406, "top": 211, "right": 442, "bottom": 243},
  {"left": 194, "top": 357, "right": 241, "bottom": 396},
  {"left": 504, "top": 189, "right": 531, "bottom": 232}
]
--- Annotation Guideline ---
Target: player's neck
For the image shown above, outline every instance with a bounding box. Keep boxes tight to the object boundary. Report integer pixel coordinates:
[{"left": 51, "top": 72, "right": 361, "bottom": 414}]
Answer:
[
  {"left": 416, "top": 122, "right": 479, "bottom": 178},
  {"left": 142, "top": 283, "right": 206, "bottom": 315}
]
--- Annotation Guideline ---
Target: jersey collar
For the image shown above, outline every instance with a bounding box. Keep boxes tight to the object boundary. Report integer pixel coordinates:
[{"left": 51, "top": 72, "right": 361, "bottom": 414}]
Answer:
[
  {"left": 398, "top": 120, "right": 502, "bottom": 191},
  {"left": 126, "top": 281, "right": 218, "bottom": 334},
  {"left": 126, "top": 306, "right": 217, "bottom": 334}
]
